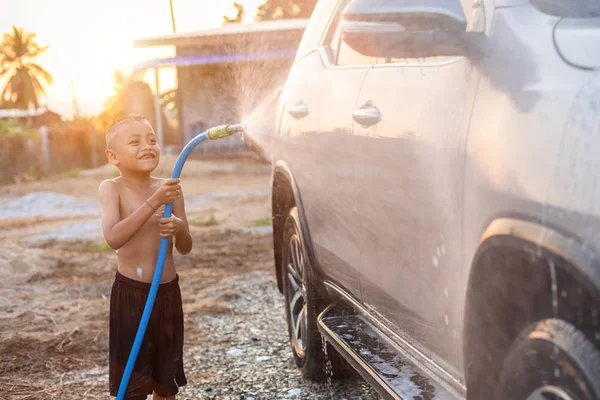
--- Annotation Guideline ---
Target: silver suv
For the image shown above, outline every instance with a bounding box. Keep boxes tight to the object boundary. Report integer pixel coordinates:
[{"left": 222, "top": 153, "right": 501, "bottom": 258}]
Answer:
[{"left": 270, "top": 0, "right": 600, "bottom": 398}]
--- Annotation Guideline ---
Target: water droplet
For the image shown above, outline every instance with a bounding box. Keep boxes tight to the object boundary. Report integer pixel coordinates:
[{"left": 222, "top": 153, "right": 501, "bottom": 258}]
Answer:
[
  {"left": 444, "top": 314, "right": 449, "bottom": 325},
  {"left": 320, "top": 334, "right": 335, "bottom": 398},
  {"left": 561, "top": 290, "right": 567, "bottom": 298},
  {"left": 432, "top": 256, "right": 439, "bottom": 268},
  {"left": 444, "top": 288, "right": 449, "bottom": 298},
  {"left": 555, "top": 368, "right": 560, "bottom": 377},
  {"left": 548, "top": 260, "right": 558, "bottom": 316}
]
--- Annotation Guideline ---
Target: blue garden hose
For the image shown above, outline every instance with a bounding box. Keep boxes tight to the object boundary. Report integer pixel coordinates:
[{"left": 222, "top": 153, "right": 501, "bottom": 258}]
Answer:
[{"left": 116, "top": 124, "right": 244, "bottom": 400}]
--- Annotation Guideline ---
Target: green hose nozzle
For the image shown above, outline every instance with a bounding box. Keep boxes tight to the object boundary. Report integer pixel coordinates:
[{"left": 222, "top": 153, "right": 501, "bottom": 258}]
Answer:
[{"left": 206, "top": 124, "right": 245, "bottom": 140}]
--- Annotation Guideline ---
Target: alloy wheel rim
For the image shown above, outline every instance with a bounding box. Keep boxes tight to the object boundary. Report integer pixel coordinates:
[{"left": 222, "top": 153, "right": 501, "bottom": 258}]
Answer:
[{"left": 286, "top": 226, "right": 308, "bottom": 358}]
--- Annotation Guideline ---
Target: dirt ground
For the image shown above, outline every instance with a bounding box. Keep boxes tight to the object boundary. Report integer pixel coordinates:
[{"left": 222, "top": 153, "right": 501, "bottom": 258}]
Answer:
[
  {"left": 0, "top": 156, "right": 275, "bottom": 399},
  {"left": 0, "top": 156, "right": 381, "bottom": 400}
]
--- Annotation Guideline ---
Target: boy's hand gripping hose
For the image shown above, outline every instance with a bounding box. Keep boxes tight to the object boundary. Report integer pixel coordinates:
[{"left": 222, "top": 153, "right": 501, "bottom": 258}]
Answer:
[{"left": 116, "top": 124, "right": 244, "bottom": 400}]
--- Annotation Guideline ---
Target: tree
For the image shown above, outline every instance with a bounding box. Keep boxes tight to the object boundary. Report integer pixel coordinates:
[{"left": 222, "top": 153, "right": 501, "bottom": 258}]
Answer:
[
  {"left": 255, "top": 0, "right": 318, "bottom": 21},
  {"left": 94, "top": 70, "right": 178, "bottom": 146},
  {"left": 0, "top": 26, "right": 53, "bottom": 109},
  {"left": 223, "top": 2, "right": 246, "bottom": 24},
  {"left": 94, "top": 70, "right": 127, "bottom": 134},
  {"left": 106, "top": 70, "right": 128, "bottom": 115}
]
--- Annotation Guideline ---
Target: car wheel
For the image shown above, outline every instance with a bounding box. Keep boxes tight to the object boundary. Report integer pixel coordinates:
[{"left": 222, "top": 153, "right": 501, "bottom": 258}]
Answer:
[
  {"left": 497, "top": 319, "right": 600, "bottom": 400},
  {"left": 281, "top": 206, "right": 346, "bottom": 381}
]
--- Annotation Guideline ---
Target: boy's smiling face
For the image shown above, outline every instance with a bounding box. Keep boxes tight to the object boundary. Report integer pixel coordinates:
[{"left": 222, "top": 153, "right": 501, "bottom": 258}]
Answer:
[{"left": 106, "top": 119, "right": 160, "bottom": 173}]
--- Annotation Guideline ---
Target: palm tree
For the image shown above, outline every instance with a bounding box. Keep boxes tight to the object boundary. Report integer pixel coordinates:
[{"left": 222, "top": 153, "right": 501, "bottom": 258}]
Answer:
[
  {"left": 94, "top": 70, "right": 127, "bottom": 133},
  {"left": 255, "top": 0, "right": 318, "bottom": 20},
  {"left": 105, "top": 70, "right": 127, "bottom": 113},
  {"left": 0, "top": 26, "right": 53, "bottom": 109},
  {"left": 223, "top": 3, "right": 246, "bottom": 24}
]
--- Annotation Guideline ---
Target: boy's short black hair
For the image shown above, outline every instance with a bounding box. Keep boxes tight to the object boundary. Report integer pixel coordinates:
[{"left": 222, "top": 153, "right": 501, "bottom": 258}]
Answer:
[
  {"left": 105, "top": 114, "right": 150, "bottom": 147},
  {"left": 106, "top": 114, "right": 149, "bottom": 135}
]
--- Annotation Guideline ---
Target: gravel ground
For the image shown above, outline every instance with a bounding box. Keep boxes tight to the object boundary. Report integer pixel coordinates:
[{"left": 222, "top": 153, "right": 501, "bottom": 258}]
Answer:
[
  {"left": 0, "top": 190, "right": 271, "bottom": 221},
  {"left": 178, "top": 271, "right": 382, "bottom": 400},
  {"left": 0, "top": 190, "right": 273, "bottom": 242},
  {"left": 16, "top": 257, "right": 383, "bottom": 400},
  {"left": 0, "top": 192, "right": 100, "bottom": 219}
]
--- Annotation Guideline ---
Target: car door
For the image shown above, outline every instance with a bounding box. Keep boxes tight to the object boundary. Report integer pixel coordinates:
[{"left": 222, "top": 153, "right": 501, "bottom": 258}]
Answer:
[
  {"left": 279, "top": 0, "right": 373, "bottom": 298},
  {"left": 353, "top": 0, "right": 484, "bottom": 375}
]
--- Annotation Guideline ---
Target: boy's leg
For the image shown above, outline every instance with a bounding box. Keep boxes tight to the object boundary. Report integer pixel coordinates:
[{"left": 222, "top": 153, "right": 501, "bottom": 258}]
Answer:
[
  {"left": 151, "top": 278, "right": 187, "bottom": 398},
  {"left": 109, "top": 274, "right": 154, "bottom": 399}
]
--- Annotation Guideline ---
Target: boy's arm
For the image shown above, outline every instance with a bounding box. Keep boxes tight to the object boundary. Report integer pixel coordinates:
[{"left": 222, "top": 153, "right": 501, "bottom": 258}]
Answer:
[
  {"left": 99, "top": 179, "right": 156, "bottom": 250},
  {"left": 172, "top": 191, "right": 193, "bottom": 255}
]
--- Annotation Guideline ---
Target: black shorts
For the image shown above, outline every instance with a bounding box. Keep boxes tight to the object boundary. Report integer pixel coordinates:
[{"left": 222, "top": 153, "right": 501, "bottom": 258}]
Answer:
[{"left": 109, "top": 271, "right": 187, "bottom": 399}]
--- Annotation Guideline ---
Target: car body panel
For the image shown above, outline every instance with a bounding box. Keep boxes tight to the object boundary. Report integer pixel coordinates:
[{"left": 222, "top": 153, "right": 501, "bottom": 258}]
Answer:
[
  {"left": 464, "top": 5, "right": 600, "bottom": 288},
  {"left": 272, "top": 0, "right": 600, "bottom": 393},
  {"left": 354, "top": 52, "right": 480, "bottom": 378},
  {"left": 277, "top": 44, "right": 371, "bottom": 297}
]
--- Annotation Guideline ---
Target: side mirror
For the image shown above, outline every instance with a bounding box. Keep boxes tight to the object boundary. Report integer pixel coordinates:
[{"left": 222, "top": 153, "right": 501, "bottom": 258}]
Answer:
[{"left": 341, "top": 0, "right": 476, "bottom": 58}]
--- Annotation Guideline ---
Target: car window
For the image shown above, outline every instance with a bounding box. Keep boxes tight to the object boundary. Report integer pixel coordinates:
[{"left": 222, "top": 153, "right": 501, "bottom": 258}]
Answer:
[
  {"left": 337, "top": 37, "right": 373, "bottom": 66},
  {"left": 323, "top": 6, "right": 342, "bottom": 63},
  {"left": 323, "top": 0, "right": 373, "bottom": 66},
  {"left": 371, "top": 0, "right": 476, "bottom": 66},
  {"left": 295, "top": 0, "right": 341, "bottom": 62}
]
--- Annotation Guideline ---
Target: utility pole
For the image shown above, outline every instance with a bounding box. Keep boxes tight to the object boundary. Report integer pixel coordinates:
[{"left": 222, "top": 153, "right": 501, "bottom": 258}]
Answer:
[
  {"left": 70, "top": 79, "right": 80, "bottom": 119},
  {"left": 169, "top": 0, "right": 176, "bottom": 33},
  {"left": 154, "top": 68, "right": 164, "bottom": 150}
]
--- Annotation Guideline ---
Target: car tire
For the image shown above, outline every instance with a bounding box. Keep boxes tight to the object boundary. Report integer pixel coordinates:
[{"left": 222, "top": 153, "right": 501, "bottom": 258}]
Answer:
[
  {"left": 281, "top": 206, "right": 347, "bottom": 381},
  {"left": 497, "top": 319, "right": 600, "bottom": 400}
]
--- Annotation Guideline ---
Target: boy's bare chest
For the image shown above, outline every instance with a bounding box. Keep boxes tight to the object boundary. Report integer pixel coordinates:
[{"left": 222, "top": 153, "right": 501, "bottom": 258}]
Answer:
[{"left": 119, "top": 187, "right": 160, "bottom": 220}]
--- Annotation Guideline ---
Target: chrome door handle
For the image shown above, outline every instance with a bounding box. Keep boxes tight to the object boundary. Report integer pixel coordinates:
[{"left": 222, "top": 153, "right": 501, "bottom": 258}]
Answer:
[
  {"left": 353, "top": 101, "right": 382, "bottom": 127},
  {"left": 288, "top": 102, "right": 309, "bottom": 120}
]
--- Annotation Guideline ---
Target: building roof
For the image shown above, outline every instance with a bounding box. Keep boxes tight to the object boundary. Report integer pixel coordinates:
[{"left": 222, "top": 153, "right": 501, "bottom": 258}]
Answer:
[
  {"left": 133, "top": 18, "right": 308, "bottom": 48},
  {"left": 132, "top": 49, "right": 298, "bottom": 71},
  {"left": 0, "top": 107, "right": 63, "bottom": 127},
  {"left": 0, "top": 107, "right": 52, "bottom": 118}
]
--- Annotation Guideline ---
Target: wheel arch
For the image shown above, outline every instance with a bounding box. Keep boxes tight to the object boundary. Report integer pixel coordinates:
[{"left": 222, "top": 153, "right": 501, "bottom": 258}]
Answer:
[
  {"left": 272, "top": 160, "right": 318, "bottom": 293},
  {"left": 464, "top": 217, "right": 600, "bottom": 397}
]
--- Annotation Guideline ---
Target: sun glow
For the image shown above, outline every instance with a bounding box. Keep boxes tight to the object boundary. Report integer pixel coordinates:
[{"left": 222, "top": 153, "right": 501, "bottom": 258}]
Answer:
[{"left": 0, "top": 0, "right": 267, "bottom": 116}]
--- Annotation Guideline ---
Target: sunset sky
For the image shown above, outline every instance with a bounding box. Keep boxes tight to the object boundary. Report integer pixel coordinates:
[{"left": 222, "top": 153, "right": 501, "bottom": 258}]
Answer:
[{"left": 0, "top": 0, "right": 265, "bottom": 117}]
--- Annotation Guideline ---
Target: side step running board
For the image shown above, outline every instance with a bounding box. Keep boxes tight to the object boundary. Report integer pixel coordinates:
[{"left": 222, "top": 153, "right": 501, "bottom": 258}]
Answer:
[{"left": 318, "top": 303, "right": 458, "bottom": 400}]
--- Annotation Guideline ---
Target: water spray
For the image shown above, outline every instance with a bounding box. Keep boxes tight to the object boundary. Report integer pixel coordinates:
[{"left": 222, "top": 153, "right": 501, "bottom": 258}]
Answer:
[{"left": 116, "top": 124, "right": 245, "bottom": 400}]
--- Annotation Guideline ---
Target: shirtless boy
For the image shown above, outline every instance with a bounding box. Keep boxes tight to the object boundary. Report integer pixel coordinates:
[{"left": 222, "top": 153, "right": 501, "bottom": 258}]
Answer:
[{"left": 98, "top": 115, "right": 192, "bottom": 400}]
